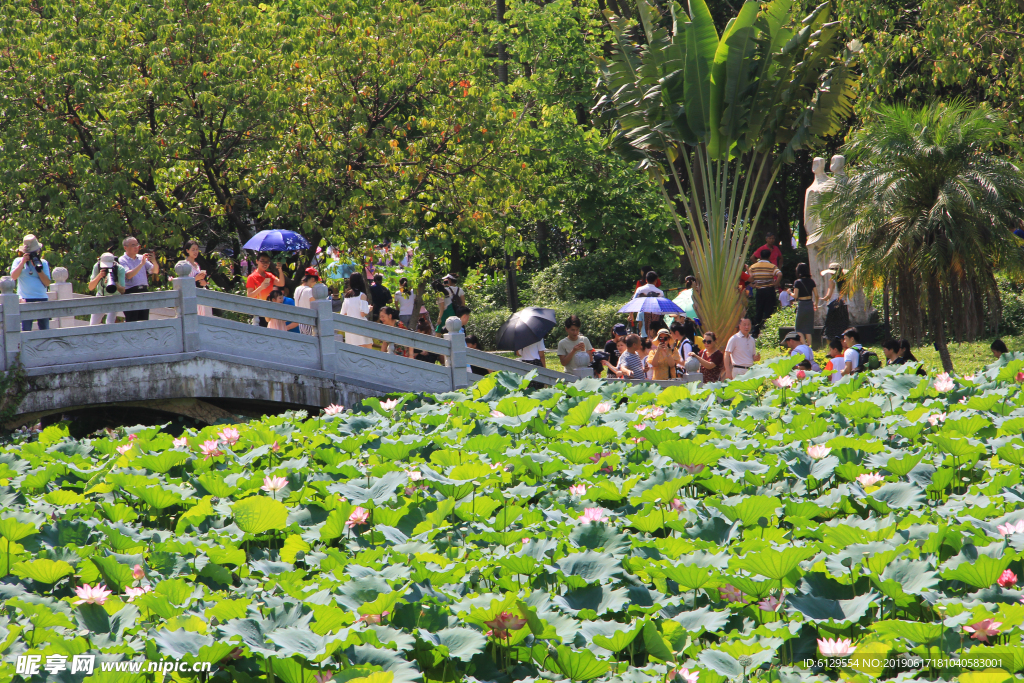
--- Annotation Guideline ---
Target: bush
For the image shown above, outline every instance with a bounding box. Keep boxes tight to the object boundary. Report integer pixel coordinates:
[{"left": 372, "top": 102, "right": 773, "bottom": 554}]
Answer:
[
  {"left": 528, "top": 250, "right": 678, "bottom": 303},
  {"left": 756, "top": 305, "right": 796, "bottom": 351},
  {"left": 464, "top": 298, "right": 631, "bottom": 351},
  {"left": 999, "top": 276, "right": 1024, "bottom": 336}
]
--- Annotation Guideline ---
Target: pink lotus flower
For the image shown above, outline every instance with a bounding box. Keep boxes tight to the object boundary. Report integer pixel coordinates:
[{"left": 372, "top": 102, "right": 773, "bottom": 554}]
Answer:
[
  {"left": 719, "top": 584, "right": 746, "bottom": 603},
  {"left": 380, "top": 398, "right": 401, "bottom": 411},
  {"left": 964, "top": 619, "right": 1002, "bottom": 643},
  {"left": 128, "top": 433, "right": 137, "bottom": 442},
  {"left": 484, "top": 611, "right": 528, "bottom": 639},
  {"left": 407, "top": 470, "right": 423, "bottom": 482},
  {"left": 590, "top": 453, "right": 614, "bottom": 473},
  {"left": 928, "top": 412, "right": 947, "bottom": 426},
  {"left": 132, "top": 564, "right": 144, "bottom": 580},
  {"left": 313, "top": 672, "right": 335, "bottom": 683},
  {"left": 670, "top": 498, "right": 685, "bottom": 513},
  {"left": 261, "top": 476, "right": 288, "bottom": 493},
  {"left": 324, "top": 404, "right": 345, "bottom": 416},
  {"left": 857, "top": 472, "right": 884, "bottom": 487},
  {"left": 796, "top": 370, "right": 806, "bottom": 380},
  {"left": 346, "top": 506, "right": 370, "bottom": 528},
  {"left": 272, "top": 441, "right": 280, "bottom": 452},
  {"left": 680, "top": 463, "right": 705, "bottom": 475},
  {"left": 998, "top": 569, "right": 1018, "bottom": 588},
  {"left": 959, "top": 397, "right": 968, "bottom": 404},
  {"left": 817, "top": 638, "right": 856, "bottom": 656},
  {"left": 219, "top": 427, "right": 240, "bottom": 445},
  {"left": 116, "top": 444, "right": 133, "bottom": 455},
  {"left": 173, "top": 436, "right": 189, "bottom": 449},
  {"left": 357, "top": 611, "right": 389, "bottom": 624},
  {"left": 124, "top": 585, "right": 152, "bottom": 602},
  {"left": 74, "top": 583, "right": 112, "bottom": 606},
  {"left": 998, "top": 520, "right": 1024, "bottom": 536},
  {"left": 933, "top": 373, "right": 955, "bottom": 393},
  {"left": 578, "top": 508, "right": 607, "bottom": 523},
  {"left": 199, "top": 440, "right": 220, "bottom": 458},
  {"left": 569, "top": 484, "right": 587, "bottom": 496},
  {"left": 490, "top": 410, "right": 505, "bottom": 418},
  {"left": 773, "top": 376, "right": 794, "bottom": 389},
  {"left": 669, "top": 669, "right": 700, "bottom": 683},
  {"left": 965, "top": 374, "right": 976, "bottom": 381},
  {"left": 1017, "top": 372, "right": 1024, "bottom": 383},
  {"left": 807, "top": 445, "right": 832, "bottom": 460},
  {"left": 758, "top": 594, "right": 783, "bottom": 612},
  {"left": 594, "top": 401, "right": 612, "bottom": 414},
  {"left": 635, "top": 423, "right": 648, "bottom": 431}
]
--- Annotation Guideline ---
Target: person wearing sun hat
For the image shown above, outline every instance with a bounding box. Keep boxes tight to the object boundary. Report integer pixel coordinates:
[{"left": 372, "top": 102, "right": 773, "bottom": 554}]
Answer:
[
  {"left": 819, "top": 262, "right": 850, "bottom": 343},
  {"left": 87, "top": 252, "right": 127, "bottom": 325},
  {"left": 10, "top": 234, "right": 53, "bottom": 331}
]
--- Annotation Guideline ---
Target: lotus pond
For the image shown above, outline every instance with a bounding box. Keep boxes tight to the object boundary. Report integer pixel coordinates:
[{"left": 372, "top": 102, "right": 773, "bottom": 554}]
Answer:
[{"left": 4, "top": 356, "right": 1024, "bottom": 683}]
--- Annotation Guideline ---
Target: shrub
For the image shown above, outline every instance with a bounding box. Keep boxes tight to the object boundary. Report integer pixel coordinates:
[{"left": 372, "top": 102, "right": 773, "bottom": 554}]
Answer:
[
  {"left": 528, "top": 249, "right": 678, "bottom": 303},
  {"left": 464, "top": 298, "right": 631, "bottom": 351},
  {"left": 756, "top": 304, "right": 796, "bottom": 350},
  {"left": 998, "top": 276, "right": 1024, "bottom": 336}
]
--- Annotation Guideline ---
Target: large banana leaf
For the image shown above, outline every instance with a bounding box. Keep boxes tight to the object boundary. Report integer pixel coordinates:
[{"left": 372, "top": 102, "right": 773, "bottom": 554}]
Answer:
[{"left": 597, "top": 0, "right": 858, "bottom": 341}]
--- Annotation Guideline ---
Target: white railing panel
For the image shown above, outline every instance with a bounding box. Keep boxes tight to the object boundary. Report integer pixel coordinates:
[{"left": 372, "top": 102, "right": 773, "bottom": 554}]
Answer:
[
  {"left": 464, "top": 348, "right": 574, "bottom": 385},
  {"left": 332, "top": 313, "right": 452, "bottom": 356},
  {"left": 195, "top": 290, "right": 318, "bottom": 326},
  {"left": 335, "top": 342, "right": 454, "bottom": 394},
  {"left": 18, "top": 291, "right": 179, "bottom": 319},
  {"left": 19, "top": 320, "right": 183, "bottom": 368},
  {"left": 198, "top": 316, "right": 320, "bottom": 370}
]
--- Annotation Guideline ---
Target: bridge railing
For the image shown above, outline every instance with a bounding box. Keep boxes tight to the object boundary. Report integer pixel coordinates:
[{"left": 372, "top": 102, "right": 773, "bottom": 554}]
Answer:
[{"left": 2, "top": 268, "right": 698, "bottom": 393}]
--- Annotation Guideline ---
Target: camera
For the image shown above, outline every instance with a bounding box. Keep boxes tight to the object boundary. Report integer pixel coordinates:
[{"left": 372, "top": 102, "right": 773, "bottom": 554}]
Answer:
[
  {"left": 28, "top": 252, "right": 43, "bottom": 273},
  {"left": 105, "top": 267, "right": 118, "bottom": 294}
]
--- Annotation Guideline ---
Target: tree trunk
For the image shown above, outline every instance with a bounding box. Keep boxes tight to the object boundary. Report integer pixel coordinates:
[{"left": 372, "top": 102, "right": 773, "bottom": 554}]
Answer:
[
  {"left": 505, "top": 250, "right": 519, "bottom": 312},
  {"left": 927, "top": 278, "right": 954, "bottom": 372},
  {"left": 882, "top": 277, "right": 890, "bottom": 333}
]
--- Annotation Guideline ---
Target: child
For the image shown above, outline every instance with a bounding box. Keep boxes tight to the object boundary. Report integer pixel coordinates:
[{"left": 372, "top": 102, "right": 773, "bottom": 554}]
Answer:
[
  {"left": 606, "top": 335, "right": 645, "bottom": 380},
  {"left": 267, "top": 289, "right": 299, "bottom": 332},
  {"left": 779, "top": 283, "right": 794, "bottom": 308},
  {"left": 823, "top": 337, "right": 844, "bottom": 384}
]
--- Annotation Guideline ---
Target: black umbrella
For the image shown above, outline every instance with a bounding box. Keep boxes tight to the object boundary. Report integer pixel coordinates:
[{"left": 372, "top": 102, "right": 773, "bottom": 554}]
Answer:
[{"left": 495, "top": 307, "right": 558, "bottom": 351}]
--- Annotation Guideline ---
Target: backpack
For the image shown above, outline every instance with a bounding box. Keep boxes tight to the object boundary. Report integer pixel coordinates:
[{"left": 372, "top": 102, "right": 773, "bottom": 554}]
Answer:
[{"left": 855, "top": 346, "right": 881, "bottom": 373}]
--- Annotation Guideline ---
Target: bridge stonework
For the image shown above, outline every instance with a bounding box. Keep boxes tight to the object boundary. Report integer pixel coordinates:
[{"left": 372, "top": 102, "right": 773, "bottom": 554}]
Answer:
[{"left": 0, "top": 268, "right": 581, "bottom": 426}]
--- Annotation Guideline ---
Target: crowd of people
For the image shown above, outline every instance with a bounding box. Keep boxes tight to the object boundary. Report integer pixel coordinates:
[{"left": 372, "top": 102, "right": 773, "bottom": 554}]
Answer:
[{"left": 9, "top": 230, "right": 1015, "bottom": 382}]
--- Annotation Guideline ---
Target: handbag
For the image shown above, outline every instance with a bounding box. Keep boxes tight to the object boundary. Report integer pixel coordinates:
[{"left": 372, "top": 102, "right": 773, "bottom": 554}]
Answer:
[{"left": 682, "top": 341, "right": 701, "bottom": 374}]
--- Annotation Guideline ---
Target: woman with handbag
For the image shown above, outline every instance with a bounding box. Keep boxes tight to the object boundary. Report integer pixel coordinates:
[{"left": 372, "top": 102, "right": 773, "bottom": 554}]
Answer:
[
  {"left": 820, "top": 262, "right": 850, "bottom": 344},
  {"left": 793, "top": 262, "right": 817, "bottom": 346}
]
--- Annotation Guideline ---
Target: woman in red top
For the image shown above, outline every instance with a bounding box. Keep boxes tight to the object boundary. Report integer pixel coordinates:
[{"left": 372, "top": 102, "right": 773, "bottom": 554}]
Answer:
[
  {"left": 636, "top": 265, "right": 662, "bottom": 290},
  {"left": 689, "top": 331, "right": 724, "bottom": 383}
]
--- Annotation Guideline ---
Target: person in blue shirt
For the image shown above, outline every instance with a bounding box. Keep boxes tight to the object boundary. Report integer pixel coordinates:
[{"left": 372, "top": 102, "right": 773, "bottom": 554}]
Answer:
[{"left": 10, "top": 234, "right": 52, "bottom": 331}]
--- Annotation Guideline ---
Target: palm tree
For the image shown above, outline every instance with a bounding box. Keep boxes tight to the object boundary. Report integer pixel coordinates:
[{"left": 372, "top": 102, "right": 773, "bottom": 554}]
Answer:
[
  {"left": 812, "top": 101, "right": 1024, "bottom": 372},
  {"left": 595, "top": 0, "right": 858, "bottom": 342}
]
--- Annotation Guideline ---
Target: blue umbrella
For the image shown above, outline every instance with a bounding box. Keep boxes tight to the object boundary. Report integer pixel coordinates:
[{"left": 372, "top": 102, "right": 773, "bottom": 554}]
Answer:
[
  {"left": 242, "top": 229, "right": 311, "bottom": 252},
  {"left": 617, "top": 296, "right": 685, "bottom": 315}
]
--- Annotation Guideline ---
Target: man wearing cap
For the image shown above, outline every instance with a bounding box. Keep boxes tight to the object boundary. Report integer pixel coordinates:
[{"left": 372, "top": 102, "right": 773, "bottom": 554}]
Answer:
[
  {"left": 87, "top": 253, "right": 127, "bottom": 324},
  {"left": 599, "top": 323, "right": 628, "bottom": 377},
  {"left": 119, "top": 236, "right": 159, "bottom": 321},
  {"left": 724, "top": 317, "right": 760, "bottom": 379},
  {"left": 10, "top": 235, "right": 52, "bottom": 331},
  {"left": 782, "top": 331, "right": 818, "bottom": 370}
]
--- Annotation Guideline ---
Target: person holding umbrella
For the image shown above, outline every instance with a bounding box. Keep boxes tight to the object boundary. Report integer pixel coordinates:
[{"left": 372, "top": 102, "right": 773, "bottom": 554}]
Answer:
[
  {"left": 246, "top": 253, "right": 285, "bottom": 302},
  {"left": 496, "top": 307, "right": 558, "bottom": 369}
]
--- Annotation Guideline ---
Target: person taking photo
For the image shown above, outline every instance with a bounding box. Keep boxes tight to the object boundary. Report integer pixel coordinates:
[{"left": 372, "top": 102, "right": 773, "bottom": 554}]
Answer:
[
  {"left": 10, "top": 234, "right": 52, "bottom": 331},
  {"left": 87, "top": 252, "right": 126, "bottom": 325}
]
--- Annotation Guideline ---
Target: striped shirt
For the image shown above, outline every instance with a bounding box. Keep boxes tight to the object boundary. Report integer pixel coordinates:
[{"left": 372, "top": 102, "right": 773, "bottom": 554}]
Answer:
[
  {"left": 748, "top": 260, "right": 780, "bottom": 289},
  {"left": 619, "top": 351, "right": 645, "bottom": 379}
]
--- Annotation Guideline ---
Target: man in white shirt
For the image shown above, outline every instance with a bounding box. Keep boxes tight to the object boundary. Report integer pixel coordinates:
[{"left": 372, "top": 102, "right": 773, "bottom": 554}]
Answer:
[
  {"left": 841, "top": 327, "right": 862, "bottom": 376},
  {"left": 517, "top": 339, "right": 547, "bottom": 368},
  {"left": 632, "top": 270, "right": 664, "bottom": 298},
  {"left": 724, "top": 317, "right": 760, "bottom": 379},
  {"left": 782, "top": 331, "right": 819, "bottom": 370}
]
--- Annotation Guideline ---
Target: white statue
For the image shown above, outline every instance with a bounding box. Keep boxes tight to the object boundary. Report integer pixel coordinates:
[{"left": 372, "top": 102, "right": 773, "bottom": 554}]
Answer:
[
  {"left": 803, "top": 155, "right": 874, "bottom": 329},
  {"left": 804, "top": 157, "right": 829, "bottom": 327}
]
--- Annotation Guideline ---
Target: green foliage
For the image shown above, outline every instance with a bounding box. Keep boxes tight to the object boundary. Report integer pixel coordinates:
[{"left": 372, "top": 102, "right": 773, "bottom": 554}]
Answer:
[{"left": 465, "top": 297, "right": 629, "bottom": 351}]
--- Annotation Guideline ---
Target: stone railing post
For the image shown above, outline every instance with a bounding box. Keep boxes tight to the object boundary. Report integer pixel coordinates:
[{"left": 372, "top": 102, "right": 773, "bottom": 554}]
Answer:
[
  {"left": 443, "top": 316, "right": 468, "bottom": 390},
  {"left": 172, "top": 261, "right": 199, "bottom": 353},
  {"left": 312, "top": 283, "right": 335, "bottom": 373},
  {"left": 48, "top": 267, "right": 75, "bottom": 329},
  {"left": 0, "top": 277, "right": 21, "bottom": 371}
]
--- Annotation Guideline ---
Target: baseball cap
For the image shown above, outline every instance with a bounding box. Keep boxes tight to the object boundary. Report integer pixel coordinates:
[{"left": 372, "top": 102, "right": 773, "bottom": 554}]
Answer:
[
  {"left": 783, "top": 331, "right": 802, "bottom": 342},
  {"left": 99, "top": 252, "right": 116, "bottom": 268},
  {"left": 613, "top": 323, "right": 628, "bottom": 336},
  {"left": 656, "top": 328, "right": 671, "bottom": 338}
]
